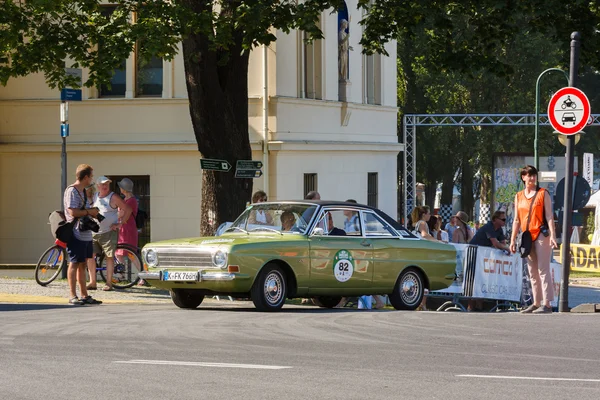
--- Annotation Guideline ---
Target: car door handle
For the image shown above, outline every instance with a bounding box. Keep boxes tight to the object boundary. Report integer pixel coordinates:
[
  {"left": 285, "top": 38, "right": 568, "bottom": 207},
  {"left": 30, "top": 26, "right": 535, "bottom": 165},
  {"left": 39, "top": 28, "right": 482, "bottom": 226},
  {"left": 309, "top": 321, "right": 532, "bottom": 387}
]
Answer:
[{"left": 360, "top": 240, "right": 371, "bottom": 247}]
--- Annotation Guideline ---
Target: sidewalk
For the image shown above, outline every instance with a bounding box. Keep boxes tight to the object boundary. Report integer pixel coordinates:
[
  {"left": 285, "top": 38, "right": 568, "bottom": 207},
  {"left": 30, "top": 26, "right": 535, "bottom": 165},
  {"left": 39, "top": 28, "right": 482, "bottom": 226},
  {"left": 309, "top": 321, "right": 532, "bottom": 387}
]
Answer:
[
  {"left": 0, "top": 277, "right": 173, "bottom": 304},
  {"left": 2, "top": 275, "right": 600, "bottom": 305}
]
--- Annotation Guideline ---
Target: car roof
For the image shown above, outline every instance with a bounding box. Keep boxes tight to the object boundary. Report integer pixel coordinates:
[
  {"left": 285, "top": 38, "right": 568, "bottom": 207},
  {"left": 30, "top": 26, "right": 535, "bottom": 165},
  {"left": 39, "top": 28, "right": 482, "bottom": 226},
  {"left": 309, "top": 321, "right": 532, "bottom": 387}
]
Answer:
[{"left": 260, "top": 200, "right": 404, "bottom": 230}]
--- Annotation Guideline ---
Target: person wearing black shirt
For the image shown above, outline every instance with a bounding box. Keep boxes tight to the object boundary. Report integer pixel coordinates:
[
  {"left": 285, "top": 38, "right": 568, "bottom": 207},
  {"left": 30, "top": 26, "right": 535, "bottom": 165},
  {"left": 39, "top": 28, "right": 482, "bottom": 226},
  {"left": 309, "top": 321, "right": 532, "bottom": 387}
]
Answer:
[{"left": 468, "top": 210, "right": 510, "bottom": 252}]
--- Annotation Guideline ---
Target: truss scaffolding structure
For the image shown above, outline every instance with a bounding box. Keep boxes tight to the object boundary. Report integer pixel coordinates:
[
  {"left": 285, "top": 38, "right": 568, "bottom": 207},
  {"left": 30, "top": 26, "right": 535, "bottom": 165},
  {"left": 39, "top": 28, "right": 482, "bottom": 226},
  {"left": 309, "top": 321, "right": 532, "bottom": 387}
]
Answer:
[{"left": 402, "top": 113, "right": 600, "bottom": 225}]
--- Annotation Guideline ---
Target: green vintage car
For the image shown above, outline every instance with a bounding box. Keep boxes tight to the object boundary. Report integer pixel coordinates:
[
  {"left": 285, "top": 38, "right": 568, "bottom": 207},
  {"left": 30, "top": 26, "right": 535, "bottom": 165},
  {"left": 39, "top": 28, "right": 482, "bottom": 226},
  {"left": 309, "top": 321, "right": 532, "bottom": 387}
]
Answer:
[{"left": 139, "top": 201, "right": 457, "bottom": 311}]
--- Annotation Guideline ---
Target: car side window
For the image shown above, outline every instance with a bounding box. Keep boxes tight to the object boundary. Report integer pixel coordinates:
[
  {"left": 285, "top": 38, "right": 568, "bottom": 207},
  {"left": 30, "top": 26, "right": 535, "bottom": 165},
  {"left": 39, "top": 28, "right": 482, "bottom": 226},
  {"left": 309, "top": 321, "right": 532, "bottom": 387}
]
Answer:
[{"left": 362, "top": 212, "right": 396, "bottom": 237}]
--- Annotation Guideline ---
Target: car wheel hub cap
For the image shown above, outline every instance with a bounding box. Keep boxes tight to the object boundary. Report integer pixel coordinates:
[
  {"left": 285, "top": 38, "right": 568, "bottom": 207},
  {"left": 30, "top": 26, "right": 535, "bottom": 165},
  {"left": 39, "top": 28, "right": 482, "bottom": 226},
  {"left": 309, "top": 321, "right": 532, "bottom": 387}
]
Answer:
[
  {"left": 400, "top": 273, "right": 420, "bottom": 305},
  {"left": 264, "top": 272, "right": 284, "bottom": 305}
]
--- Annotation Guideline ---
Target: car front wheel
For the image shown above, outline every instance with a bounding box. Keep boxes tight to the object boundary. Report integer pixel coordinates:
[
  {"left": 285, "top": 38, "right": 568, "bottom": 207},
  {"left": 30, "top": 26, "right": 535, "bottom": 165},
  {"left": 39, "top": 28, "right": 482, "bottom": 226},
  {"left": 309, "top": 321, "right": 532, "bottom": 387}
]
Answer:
[
  {"left": 251, "top": 264, "right": 287, "bottom": 312},
  {"left": 170, "top": 289, "right": 205, "bottom": 309},
  {"left": 389, "top": 268, "right": 425, "bottom": 310}
]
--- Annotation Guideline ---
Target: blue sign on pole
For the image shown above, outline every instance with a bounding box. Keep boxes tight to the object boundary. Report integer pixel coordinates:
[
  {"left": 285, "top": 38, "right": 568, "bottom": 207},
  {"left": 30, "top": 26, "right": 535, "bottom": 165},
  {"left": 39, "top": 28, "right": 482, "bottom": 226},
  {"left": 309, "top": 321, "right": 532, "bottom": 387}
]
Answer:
[
  {"left": 61, "top": 123, "right": 69, "bottom": 137},
  {"left": 60, "top": 88, "right": 82, "bottom": 101}
]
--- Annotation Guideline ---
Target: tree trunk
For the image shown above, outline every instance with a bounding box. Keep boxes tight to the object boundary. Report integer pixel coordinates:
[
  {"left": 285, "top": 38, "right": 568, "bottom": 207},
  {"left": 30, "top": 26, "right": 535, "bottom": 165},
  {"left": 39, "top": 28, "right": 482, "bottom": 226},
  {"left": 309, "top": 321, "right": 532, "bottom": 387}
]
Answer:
[
  {"left": 181, "top": 14, "right": 253, "bottom": 235},
  {"left": 480, "top": 174, "right": 491, "bottom": 204},
  {"left": 441, "top": 173, "right": 454, "bottom": 205}
]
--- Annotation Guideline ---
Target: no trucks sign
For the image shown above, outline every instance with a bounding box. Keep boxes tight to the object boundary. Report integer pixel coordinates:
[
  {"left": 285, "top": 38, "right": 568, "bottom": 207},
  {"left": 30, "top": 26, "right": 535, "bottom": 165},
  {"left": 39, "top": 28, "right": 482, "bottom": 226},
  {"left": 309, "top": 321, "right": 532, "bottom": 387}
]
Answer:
[{"left": 548, "top": 87, "right": 591, "bottom": 135}]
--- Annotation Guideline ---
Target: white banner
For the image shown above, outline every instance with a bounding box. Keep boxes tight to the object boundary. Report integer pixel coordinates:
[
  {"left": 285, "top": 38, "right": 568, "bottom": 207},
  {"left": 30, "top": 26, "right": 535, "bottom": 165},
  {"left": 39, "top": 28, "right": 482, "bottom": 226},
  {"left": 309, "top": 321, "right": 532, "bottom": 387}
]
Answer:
[
  {"left": 584, "top": 153, "right": 594, "bottom": 188},
  {"left": 550, "top": 261, "right": 562, "bottom": 308},
  {"left": 432, "top": 243, "right": 470, "bottom": 294},
  {"left": 472, "top": 247, "right": 523, "bottom": 301}
]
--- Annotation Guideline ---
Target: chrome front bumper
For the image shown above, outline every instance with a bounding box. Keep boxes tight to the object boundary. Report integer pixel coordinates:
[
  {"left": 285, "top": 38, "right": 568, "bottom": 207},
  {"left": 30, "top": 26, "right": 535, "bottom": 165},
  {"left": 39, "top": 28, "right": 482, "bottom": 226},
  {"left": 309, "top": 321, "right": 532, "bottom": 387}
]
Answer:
[{"left": 139, "top": 271, "right": 247, "bottom": 281}]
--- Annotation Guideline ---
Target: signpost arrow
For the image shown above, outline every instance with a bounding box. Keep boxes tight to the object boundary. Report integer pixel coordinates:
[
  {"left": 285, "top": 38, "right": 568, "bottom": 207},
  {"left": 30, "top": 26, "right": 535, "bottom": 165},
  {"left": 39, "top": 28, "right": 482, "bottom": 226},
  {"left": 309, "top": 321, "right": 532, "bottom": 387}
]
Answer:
[
  {"left": 235, "top": 169, "right": 263, "bottom": 179},
  {"left": 236, "top": 160, "right": 263, "bottom": 170},
  {"left": 200, "top": 159, "right": 232, "bottom": 172},
  {"left": 235, "top": 160, "right": 263, "bottom": 179}
]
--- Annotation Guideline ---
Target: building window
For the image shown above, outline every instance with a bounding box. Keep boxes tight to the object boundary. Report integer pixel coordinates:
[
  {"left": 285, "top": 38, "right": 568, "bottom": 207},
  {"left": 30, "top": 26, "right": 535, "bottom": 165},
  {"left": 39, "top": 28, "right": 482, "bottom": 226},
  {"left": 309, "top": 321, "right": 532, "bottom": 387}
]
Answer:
[
  {"left": 135, "top": 7, "right": 163, "bottom": 97},
  {"left": 304, "top": 173, "right": 318, "bottom": 196},
  {"left": 298, "top": 16, "right": 322, "bottom": 100},
  {"left": 364, "top": 53, "right": 381, "bottom": 105},
  {"left": 98, "top": 5, "right": 163, "bottom": 98},
  {"left": 367, "top": 172, "right": 378, "bottom": 207},
  {"left": 105, "top": 175, "right": 151, "bottom": 248},
  {"left": 136, "top": 54, "right": 163, "bottom": 97},
  {"left": 303, "top": 31, "right": 322, "bottom": 99},
  {"left": 99, "top": 6, "right": 126, "bottom": 97}
]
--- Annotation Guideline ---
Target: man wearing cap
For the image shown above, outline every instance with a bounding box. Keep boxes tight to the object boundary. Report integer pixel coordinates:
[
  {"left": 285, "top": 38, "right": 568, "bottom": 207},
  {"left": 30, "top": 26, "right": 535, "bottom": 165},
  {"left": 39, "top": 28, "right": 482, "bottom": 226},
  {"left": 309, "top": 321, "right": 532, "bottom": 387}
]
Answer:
[{"left": 90, "top": 176, "right": 132, "bottom": 291}]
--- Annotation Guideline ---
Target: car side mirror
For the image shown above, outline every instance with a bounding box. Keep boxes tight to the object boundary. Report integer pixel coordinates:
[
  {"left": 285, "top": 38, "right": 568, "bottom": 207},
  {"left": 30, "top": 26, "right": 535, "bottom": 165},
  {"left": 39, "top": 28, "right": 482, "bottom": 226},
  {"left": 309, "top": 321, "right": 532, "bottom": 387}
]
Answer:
[{"left": 311, "top": 227, "right": 325, "bottom": 236}]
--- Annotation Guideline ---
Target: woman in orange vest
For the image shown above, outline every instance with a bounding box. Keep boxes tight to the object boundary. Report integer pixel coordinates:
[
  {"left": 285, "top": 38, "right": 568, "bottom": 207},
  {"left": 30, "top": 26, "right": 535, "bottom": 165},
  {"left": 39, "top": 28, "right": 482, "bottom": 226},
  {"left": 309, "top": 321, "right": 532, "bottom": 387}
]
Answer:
[{"left": 509, "top": 165, "right": 557, "bottom": 314}]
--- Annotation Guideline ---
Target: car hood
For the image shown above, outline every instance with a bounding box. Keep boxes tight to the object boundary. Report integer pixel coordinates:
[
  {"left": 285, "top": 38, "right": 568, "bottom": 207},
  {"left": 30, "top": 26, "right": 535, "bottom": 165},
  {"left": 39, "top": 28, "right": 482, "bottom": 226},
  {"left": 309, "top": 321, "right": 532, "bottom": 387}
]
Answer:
[{"left": 145, "top": 233, "right": 306, "bottom": 248}]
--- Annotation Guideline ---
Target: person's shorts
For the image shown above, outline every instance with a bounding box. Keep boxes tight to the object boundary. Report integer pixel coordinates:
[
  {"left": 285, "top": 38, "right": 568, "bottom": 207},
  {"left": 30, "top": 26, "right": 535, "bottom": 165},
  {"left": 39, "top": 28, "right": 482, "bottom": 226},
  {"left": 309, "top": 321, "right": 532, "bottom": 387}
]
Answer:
[
  {"left": 67, "top": 236, "right": 93, "bottom": 263},
  {"left": 92, "top": 230, "right": 118, "bottom": 257}
]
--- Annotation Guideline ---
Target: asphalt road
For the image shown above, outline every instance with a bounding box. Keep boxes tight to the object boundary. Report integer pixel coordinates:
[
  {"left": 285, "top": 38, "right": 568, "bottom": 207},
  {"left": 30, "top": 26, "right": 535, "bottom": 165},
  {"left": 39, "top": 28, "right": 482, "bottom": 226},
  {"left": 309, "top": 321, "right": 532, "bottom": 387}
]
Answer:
[{"left": 1, "top": 299, "right": 600, "bottom": 400}]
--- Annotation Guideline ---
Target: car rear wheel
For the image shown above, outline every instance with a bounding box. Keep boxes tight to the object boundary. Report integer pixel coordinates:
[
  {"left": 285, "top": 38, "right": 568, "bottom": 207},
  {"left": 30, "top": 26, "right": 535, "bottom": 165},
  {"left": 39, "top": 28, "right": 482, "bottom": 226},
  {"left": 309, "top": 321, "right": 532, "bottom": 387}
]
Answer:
[
  {"left": 389, "top": 268, "right": 425, "bottom": 310},
  {"left": 315, "top": 296, "right": 343, "bottom": 308},
  {"left": 251, "top": 264, "right": 287, "bottom": 312},
  {"left": 170, "top": 289, "right": 205, "bottom": 309}
]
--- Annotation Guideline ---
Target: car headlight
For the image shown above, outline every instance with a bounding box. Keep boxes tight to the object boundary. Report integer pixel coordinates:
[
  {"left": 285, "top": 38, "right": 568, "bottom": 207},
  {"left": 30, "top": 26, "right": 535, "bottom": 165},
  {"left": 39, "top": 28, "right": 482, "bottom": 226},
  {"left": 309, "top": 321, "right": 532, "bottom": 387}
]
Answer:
[
  {"left": 212, "top": 250, "right": 227, "bottom": 268},
  {"left": 143, "top": 249, "right": 158, "bottom": 267}
]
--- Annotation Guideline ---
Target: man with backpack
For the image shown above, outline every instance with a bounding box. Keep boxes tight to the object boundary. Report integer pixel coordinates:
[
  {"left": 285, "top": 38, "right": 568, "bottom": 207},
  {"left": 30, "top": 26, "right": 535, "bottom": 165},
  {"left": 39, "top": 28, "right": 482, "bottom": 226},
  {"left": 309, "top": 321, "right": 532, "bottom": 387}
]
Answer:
[{"left": 63, "top": 164, "right": 102, "bottom": 305}]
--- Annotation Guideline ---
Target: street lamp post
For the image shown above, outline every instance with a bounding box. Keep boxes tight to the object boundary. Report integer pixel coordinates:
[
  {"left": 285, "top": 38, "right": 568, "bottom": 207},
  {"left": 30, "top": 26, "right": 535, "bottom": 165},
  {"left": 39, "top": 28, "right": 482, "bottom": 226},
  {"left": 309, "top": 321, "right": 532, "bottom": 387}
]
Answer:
[{"left": 534, "top": 68, "right": 570, "bottom": 170}]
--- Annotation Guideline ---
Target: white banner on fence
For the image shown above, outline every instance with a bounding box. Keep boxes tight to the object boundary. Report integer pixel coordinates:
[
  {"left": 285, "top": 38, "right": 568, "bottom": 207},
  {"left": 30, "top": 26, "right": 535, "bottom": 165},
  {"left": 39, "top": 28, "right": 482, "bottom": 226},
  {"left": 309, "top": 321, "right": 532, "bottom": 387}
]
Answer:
[
  {"left": 432, "top": 243, "right": 470, "bottom": 294},
  {"left": 550, "top": 261, "right": 562, "bottom": 308},
  {"left": 472, "top": 247, "right": 522, "bottom": 301},
  {"left": 584, "top": 153, "right": 594, "bottom": 188}
]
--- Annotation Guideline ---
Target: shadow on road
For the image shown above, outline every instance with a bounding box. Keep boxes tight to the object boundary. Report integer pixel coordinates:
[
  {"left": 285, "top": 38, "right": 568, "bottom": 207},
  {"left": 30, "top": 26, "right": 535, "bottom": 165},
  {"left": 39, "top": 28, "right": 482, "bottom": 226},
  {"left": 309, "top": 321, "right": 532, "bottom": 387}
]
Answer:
[
  {"left": 195, "top": 306, "right": 391, "bottom": 313},
  {"left": 0, "top": 304, "right": 76, "bottom": 312}
]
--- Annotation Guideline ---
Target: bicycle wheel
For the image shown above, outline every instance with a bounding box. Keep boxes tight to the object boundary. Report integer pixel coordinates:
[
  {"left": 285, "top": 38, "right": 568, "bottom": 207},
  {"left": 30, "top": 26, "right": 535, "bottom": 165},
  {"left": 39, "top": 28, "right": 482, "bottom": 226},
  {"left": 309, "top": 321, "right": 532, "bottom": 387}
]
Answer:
[
  {"left": 35, "top": 245, "right": 67, "bottom": 286},
  {"left": 98, "top": 244, "right": 142, "bottom": 289}
]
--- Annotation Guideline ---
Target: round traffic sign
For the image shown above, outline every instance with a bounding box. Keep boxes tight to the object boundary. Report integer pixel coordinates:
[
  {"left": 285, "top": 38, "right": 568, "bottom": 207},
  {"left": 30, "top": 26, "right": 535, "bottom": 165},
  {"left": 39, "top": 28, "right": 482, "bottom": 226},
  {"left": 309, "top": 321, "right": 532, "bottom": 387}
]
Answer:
[{"left": 548, "top": 87, "right": 591, "bottom": 135}]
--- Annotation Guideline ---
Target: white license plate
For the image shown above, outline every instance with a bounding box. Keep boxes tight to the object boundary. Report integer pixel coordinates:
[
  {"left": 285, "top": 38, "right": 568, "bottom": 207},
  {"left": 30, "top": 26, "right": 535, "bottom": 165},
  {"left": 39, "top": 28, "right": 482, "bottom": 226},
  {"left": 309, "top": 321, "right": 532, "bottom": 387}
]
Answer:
[{"left": 162, "top": 271, "right": 199, "bottom": 281}]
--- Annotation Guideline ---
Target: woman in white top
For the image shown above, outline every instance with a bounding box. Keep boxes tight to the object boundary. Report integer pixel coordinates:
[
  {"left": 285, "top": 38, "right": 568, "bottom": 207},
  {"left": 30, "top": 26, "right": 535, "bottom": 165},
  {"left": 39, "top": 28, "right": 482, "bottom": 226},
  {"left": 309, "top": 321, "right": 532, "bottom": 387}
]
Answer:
[
  {"left": 411, "top": 206, "right": 437, "bottom": 241},
  {"left": 248, "top": 190, "right": 273, "bottom": 225}
]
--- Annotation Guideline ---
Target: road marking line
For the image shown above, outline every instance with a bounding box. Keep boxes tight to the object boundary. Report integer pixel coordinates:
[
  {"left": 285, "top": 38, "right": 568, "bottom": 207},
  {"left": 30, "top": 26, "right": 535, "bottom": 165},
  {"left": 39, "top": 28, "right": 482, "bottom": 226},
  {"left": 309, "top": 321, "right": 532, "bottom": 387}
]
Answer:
[
  {"left": 114, "top": 360, "right": 292, "bottom": 370},
  {"left": 457, "top": 374, "right": 600, "bottom": 383}
]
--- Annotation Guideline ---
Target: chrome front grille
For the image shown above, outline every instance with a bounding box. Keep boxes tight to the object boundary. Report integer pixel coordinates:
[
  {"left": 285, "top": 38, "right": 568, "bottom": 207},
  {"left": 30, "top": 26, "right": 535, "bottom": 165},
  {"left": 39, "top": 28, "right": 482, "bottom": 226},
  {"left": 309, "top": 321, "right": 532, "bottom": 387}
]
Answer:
[{"left": 156, "top": 248, "right": 216, "bottom": 269}]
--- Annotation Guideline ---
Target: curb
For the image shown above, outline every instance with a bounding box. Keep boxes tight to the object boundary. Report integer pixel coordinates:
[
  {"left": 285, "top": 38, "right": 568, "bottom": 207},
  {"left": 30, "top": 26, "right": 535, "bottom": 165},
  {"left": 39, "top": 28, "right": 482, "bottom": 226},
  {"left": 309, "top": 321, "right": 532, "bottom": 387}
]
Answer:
[{"left": 0, "top": 293, "right": 155, "bottom": 305}]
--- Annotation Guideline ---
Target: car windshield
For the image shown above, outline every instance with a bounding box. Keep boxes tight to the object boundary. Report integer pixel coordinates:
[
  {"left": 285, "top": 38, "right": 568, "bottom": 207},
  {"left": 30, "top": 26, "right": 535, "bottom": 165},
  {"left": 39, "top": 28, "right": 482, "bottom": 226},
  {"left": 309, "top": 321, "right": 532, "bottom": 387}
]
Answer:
[{"left": 227, "top": 203, "right": 318, "bottom": 234}]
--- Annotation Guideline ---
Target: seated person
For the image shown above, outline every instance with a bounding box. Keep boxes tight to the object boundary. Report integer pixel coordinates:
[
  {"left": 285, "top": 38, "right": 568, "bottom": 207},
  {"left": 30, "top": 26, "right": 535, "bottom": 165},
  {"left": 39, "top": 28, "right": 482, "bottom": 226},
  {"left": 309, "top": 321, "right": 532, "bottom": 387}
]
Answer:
[
  {"left": 326, "top": 212, "right": 346, "bottom": 236},
  {"left": 248, "top": 190, "right": 273, "bottom": 225},
  {"left": 343, "top": 199, "right": 360, "bottom": 234},
  {"left": 280, "top": 211, "right": 296, "bottom": 232}
]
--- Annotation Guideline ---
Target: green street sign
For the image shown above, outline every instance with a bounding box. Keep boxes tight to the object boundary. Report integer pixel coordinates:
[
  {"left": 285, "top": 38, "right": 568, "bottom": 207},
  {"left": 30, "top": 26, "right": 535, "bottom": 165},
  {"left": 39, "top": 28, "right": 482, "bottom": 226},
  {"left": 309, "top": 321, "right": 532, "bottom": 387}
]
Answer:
[
  {"left": 236, "top": 160, "right": 263, "bottom": 170},
  {"left": 235, "top": 169, "right": 263, "bottom": 178},
  {"left": 200, "top": 159, "right": 231, "bottom": 172}
]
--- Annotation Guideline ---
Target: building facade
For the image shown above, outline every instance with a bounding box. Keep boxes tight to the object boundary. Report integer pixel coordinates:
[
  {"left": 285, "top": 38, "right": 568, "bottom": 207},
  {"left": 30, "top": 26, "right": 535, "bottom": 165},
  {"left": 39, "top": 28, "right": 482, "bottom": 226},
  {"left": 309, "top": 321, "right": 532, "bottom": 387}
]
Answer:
[{"left": 0, "top": 2, "right": 401, "bottom": 264}]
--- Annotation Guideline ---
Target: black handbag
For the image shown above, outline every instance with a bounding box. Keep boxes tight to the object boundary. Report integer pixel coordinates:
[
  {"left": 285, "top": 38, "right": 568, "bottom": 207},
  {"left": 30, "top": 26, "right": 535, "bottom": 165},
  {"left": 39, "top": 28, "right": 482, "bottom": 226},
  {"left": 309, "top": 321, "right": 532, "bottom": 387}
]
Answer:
[
  {"left": 49, "top": 187, "right": 87, "bottom": 243},
  {"left": 517, "top": 189, "right": 541, "bottom": 258}
]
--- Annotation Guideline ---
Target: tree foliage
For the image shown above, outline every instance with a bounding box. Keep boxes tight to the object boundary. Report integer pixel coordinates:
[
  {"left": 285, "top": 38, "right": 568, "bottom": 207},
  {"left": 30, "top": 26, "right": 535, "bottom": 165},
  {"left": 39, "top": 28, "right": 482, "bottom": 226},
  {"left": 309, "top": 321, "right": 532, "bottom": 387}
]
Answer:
[
  {"left": 396, "top": 1, "right": 600, "bottom": 217},
  {"left": 2, "top": 1, "right": 600, "bottom": 229}
]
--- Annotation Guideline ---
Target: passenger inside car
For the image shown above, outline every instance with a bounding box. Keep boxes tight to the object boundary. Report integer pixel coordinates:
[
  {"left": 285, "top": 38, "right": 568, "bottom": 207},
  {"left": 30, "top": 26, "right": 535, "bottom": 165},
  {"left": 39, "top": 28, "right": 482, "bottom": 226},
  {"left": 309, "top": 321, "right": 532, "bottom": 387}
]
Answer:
[{"left": 326, "top": 212, "right": 346, "bottom": 236}]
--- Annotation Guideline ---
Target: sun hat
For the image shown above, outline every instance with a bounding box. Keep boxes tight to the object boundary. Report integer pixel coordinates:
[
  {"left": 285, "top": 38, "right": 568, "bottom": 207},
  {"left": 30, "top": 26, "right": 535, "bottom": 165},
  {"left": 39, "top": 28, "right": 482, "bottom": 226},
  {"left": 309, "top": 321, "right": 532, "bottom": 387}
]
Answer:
[
  {"left": 117, "top": 177, "right": 134, "bottom": 193},
  {"left": 454, "top": 211, "right": 469, "bottom": 225},
  {"left": 96, "top": 176, "right": 112, "bottom": 184}
]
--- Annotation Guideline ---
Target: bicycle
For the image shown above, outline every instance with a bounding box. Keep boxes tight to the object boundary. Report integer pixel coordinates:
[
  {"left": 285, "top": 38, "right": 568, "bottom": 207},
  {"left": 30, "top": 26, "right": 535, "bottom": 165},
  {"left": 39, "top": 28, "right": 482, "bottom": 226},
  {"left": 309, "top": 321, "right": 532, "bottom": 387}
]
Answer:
[{"left": 35, "top": 240, "right": 143, "bottom": 289}]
